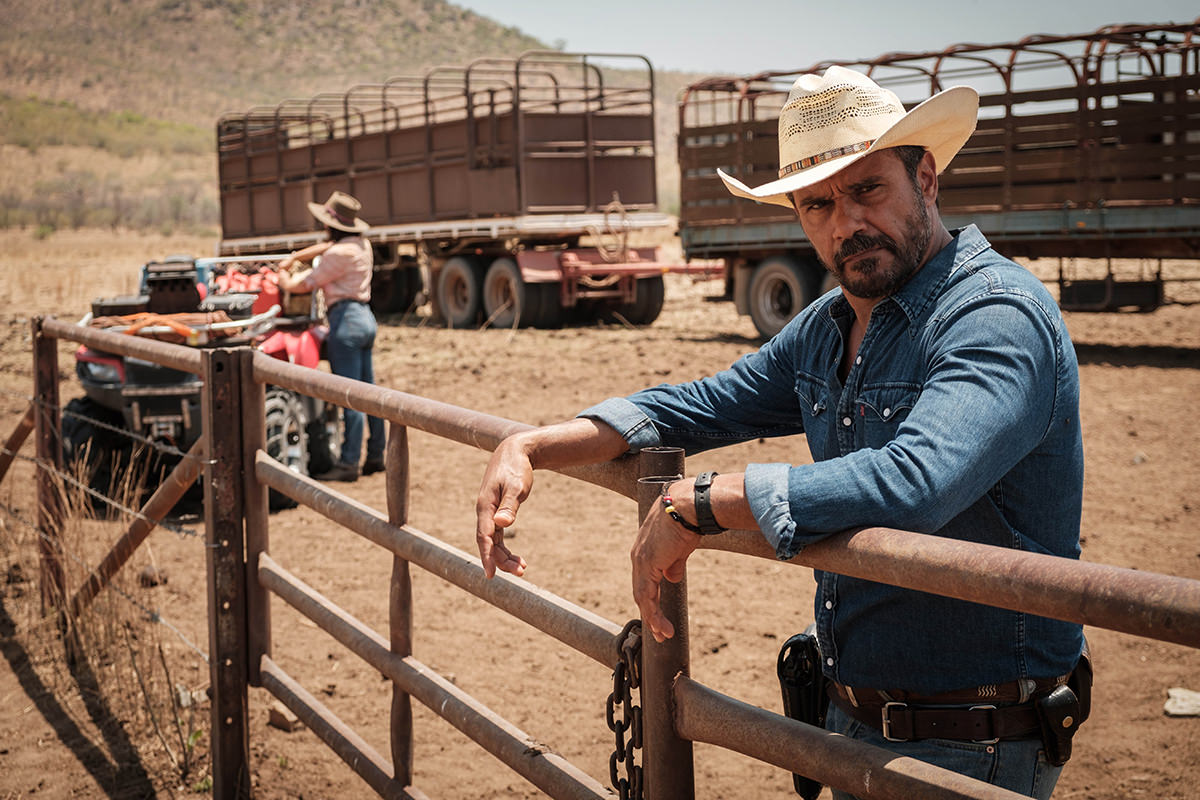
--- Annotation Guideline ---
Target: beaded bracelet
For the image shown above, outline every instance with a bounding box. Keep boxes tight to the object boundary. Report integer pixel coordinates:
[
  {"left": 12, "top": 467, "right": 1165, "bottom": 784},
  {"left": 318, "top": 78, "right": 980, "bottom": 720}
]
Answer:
[{"left": 660, "top": 483, "right": 704, "bottom": 535}]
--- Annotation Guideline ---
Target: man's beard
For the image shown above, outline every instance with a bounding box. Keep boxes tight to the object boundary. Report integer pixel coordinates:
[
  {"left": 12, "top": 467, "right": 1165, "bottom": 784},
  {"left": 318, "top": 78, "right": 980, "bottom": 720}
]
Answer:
[{"left": 823, "top": 199, "right": 932, "bottom": 300}]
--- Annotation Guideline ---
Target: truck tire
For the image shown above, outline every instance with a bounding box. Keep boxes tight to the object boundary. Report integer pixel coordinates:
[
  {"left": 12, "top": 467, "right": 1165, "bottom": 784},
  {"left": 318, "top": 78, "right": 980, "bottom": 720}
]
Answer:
[
  {"left": 615, "top": 275, "right": 665, "bottom": 326},
  {"left": 748, "top": 256, "right": 815, "bottom": 339},
  {"left": 528, "top": 282, "right": 563, "bottom": 328},
  {"left": 436, "top": 256, "right": 484, "bottom": 328},
  {"left": 265, "top": 387, "right": 308, "bottom": 510},
  {"left": 482, "top": 257, "right": 531, "bottom": 329}
]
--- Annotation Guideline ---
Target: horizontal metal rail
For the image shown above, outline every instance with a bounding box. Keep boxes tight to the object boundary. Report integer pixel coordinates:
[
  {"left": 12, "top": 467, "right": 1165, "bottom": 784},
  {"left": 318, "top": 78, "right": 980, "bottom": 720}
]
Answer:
[
  {"left": 259, "top": 656, "right": 423, "bottom": 800},
  {"left": 251, "top": 352, "right": 637, "bottom": 500},
  {"left": 254, "top": 350, "right": 1200, "bottom": 649},
  {"left": 701, "top": 528, "right": 1200, "bottom": 648},
  {"left": 256, "top": 451, "right": 624, "bottom": 666},
  {"left": 41, "top": 317, "right": 203, "bottom": 374},
  {"left": 257, "top": 553, "right": 613, "bottom": 800},
  {"left": 673, "top": 677, "right": 1028, "bottom": 800}
]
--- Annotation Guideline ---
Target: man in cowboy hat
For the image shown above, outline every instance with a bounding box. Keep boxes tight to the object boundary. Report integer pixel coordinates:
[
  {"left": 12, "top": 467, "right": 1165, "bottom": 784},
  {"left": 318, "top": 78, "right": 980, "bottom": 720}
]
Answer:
[
  {"left": 474, "top": 67, "right": 1085, "bottom": 798},
  {"left": 278, "top": 190, "right": 386, "bottom": 481}
]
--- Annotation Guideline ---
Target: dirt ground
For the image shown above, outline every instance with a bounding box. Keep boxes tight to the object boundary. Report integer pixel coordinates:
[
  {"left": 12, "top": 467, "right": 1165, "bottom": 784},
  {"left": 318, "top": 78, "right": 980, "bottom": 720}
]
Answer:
[{"left": 0, "top": 228, "right": 1197, "bottom": 799}]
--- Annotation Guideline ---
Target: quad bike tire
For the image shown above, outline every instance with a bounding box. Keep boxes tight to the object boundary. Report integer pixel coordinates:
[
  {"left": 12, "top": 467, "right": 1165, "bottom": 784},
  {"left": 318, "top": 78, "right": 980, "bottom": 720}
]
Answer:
[
  {"left": 61, "top": 396, "right": 143, "bottom": 518},
  {"left": 265, "top": 388, "right": 308, "bottom": 511}
]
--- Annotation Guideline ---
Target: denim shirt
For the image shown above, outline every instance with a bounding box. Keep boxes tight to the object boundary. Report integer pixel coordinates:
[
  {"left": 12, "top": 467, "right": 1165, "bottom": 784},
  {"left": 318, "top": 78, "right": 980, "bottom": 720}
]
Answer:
[{"left": 581, "top": 225, "right": 1084, "bottom": 693}]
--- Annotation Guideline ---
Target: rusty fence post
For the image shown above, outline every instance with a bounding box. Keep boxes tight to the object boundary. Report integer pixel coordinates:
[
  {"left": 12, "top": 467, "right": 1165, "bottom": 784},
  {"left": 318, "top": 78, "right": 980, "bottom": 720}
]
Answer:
[
  {"left": 637, "top": 446, "right": 695, "bottom": 799},
  {"left": 203, "top": 348, "right": 251, "bottom": 799},
  {"left": 386, "top": 421, "right": 414, "bottom": 787},
  {"left": 0, "top": 402, "right": 35, "bottom": 487},
  {"left": 32, "top": 317, "right": 65, "bottom": 614},
  {"left": 241, "top": 351, "right": 269, "bottom": 688}
]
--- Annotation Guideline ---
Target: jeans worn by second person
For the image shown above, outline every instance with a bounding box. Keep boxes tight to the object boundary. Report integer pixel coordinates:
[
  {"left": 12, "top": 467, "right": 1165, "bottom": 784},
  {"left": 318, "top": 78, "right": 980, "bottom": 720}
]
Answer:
[{"left": 326, "top": 300, "right": 385, "bottom": 468}]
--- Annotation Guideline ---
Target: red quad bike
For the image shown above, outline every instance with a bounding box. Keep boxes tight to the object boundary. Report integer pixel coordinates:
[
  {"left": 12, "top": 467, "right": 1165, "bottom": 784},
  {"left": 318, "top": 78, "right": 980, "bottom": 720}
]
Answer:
[{"left": 65, "top": 255, "right": 341, "bottom": 514}]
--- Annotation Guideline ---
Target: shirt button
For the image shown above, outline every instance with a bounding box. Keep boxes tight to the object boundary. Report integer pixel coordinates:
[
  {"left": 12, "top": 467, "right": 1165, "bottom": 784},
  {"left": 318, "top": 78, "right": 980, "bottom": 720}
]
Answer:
[
  {"left": 883, "top": 408, "right": 891, "bottom": 418},
  {"left": 842, "top": 417, "right": 852, "bottom": 427},
  {"left": 855, "top": 355, "right": 862, "bottom": 365},
  {"left": 825, "top": 600, "right": 833, "bottom": 610},
  {"left": 813, "top": 403, "right": 820, "bottom": 413},
  {"left": 826, "top": 657, "right": 834, "bottom": 667}
]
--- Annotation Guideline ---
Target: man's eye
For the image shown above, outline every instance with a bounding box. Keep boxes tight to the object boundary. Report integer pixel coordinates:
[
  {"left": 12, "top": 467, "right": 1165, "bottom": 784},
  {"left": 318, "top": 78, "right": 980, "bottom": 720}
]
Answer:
[{"left": 856, "top": 183, "right": 881, "bottom": 196}]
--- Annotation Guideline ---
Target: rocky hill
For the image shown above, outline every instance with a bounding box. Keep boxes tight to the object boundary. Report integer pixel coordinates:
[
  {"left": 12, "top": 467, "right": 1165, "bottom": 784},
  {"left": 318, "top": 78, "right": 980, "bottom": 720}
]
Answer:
[
  {"left": 0, "top": 0, "right": 701, "bottom": 232},
  {"left": 1, "top": 0, "right": 546, "bottom": 125}
]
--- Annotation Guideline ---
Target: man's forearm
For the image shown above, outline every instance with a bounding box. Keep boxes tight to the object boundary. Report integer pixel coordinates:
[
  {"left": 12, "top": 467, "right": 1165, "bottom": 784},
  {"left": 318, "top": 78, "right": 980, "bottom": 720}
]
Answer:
[{"left": 512, "top": 417, "right": 631, "bottom": 470}]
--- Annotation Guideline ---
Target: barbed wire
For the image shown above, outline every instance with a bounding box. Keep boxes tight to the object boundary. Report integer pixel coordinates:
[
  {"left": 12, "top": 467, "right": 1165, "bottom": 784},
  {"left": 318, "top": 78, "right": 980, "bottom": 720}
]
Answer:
[
  {"left": 0, "top": 446, "right": 203, "bottom": 540},
  {"left": 40, "top": 395, "right": 209, "bottom": 464},
  {"left": 0, "top": 372, "right": 212, "bottom": 465},
  {"left": 0, "top": 501, "right": 210, "bottom": 665}
]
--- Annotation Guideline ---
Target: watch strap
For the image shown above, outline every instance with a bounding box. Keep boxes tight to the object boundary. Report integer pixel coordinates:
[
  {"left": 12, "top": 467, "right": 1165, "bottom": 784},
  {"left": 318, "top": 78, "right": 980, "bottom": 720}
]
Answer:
[{"left": 692, "top": 471, "right": 726, "bottom": 536}]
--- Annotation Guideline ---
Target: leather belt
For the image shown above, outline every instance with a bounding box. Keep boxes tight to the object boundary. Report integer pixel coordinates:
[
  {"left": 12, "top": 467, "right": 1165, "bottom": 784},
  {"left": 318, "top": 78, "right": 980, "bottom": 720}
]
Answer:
[
  {"left": 828, "top": 684, "right": 1043, "bottom": 743},
  {"left": 831, "top": 674, "right": 1066, "bottom": 707}
]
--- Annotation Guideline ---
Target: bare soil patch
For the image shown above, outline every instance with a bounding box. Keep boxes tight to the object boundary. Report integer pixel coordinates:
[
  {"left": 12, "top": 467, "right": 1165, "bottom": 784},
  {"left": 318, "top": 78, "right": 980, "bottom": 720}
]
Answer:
[{"left": 0, "top": 228, "right": 1197, "bottom": 799}]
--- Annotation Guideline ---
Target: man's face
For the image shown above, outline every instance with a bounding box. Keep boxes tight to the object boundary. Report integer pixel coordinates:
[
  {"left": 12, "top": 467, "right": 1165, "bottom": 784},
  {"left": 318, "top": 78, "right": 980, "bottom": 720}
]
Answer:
[{"left": 791, "top": 149, "right": 937, "bottom": 301}]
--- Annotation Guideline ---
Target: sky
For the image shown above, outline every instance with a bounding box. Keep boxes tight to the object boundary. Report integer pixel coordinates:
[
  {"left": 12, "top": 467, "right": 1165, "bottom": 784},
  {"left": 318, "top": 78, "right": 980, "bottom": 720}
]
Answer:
[{"left": 453, "top": 0, "right": 1199, "bottom": 76}]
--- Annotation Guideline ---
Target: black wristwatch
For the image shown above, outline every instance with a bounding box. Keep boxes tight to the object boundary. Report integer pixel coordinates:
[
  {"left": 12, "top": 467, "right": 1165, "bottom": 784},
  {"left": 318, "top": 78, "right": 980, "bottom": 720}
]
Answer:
[{"left": 692, "top": 471, "right": 727, "bottom": 536}]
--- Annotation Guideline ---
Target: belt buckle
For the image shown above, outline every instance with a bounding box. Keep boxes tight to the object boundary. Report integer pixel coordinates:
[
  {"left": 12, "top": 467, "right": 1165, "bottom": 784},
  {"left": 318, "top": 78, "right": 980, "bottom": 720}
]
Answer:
[
  {"left": 970, "top": 704, "right": 999, "bottom": 744},
  {"left": 881, "top": 702, "right": 908, "bottom": 742}
]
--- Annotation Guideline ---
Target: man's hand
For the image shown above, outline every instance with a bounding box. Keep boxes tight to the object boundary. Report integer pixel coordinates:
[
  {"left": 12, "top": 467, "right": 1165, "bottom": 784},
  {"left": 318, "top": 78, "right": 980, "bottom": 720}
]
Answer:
[
  {"left": 474, "top": 419, "right": 632, "bottom": 579},
  {"left": 631, "top": 491, "right": 700, "bottom": 643},
  {"left": 475, "top": 436, "right": 533, "bottom": 578}
]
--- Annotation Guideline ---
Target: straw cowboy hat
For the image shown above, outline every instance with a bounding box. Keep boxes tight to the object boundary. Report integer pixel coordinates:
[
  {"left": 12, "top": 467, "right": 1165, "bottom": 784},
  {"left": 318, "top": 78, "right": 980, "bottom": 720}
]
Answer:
[
  {"left": 718, "top": 65, "right": 979, "bottom": 209},
  {"left": 307, "top": 191, "right": 370, "bottom": 233}
]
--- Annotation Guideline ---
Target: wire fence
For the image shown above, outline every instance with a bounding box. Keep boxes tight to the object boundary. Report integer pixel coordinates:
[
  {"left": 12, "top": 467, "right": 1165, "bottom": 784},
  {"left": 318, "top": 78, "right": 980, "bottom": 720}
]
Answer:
[{"left": 0, "top": 500, "right": 209, "bottom": 664}]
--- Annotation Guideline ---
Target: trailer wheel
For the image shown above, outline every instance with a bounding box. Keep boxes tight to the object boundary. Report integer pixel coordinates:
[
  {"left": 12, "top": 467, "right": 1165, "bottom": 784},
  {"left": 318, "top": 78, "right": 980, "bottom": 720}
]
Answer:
[
  {"left": 482, "top": 258, "right": 530, "bottom": 329},
  {"left": 436, "top": 256, "right": 484, "bottom": 328},
  {"left": 748, "top": 256, "right": 815, "bottom": 339},
  {"left": 265, "top": 387, "right": 308, "bottom": 510},
  {"left": 615, "top": 275, "right": 665, "bottom": 326},
  {"left": 528, "top": 282, "right": 563, "bottom": 328}
]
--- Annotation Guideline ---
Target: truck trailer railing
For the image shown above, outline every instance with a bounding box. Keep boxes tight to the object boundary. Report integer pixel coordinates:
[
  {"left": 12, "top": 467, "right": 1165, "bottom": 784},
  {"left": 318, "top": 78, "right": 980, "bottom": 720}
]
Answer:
[{"left": 679, "top": 21, "right": 1200, "bottom": 333}]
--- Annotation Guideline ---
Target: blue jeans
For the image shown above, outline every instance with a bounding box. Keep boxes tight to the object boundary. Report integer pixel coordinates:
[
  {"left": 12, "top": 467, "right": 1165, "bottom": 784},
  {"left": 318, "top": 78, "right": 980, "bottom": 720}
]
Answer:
[
  {"left": 825, "top": 701, "right": 1063, "bottom": 799},
  {"left": 326, "top": 300, "right": 384, "bottom": 466}
]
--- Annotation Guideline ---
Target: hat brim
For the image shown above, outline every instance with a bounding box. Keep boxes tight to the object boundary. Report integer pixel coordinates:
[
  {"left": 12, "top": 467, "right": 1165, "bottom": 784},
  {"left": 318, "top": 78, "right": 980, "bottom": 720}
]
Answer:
[
  {"left": 718, "top": 85, "right": 979, "bottom": 209},
  {"left": 307, "top": 201, "right": 370, "bottom": 233}
]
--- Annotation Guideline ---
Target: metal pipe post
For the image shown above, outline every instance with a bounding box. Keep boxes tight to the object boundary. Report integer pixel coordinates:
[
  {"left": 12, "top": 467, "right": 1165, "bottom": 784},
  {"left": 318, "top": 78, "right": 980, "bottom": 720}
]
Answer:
[
  {"left": 637, "top": 446, "right": 694, "bottom": 799},
  {"left": 386, "top": 422, "right": 414, "bottom": 787},
  {"left": 32, "top": 318, "right": 65, "bottom": 613},
  {"left": 241, "top": 351, "right": 270, "bottom": 687},
  {"left": 202, "top": 348, "right": 251, "bottom": 799}
]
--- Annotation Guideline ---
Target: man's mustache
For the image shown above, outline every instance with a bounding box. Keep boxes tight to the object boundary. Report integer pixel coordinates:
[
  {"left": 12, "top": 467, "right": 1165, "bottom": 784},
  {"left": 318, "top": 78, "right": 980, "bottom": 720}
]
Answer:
[{"left": 835, "top": 233, "right": 898, "bottom": 269}]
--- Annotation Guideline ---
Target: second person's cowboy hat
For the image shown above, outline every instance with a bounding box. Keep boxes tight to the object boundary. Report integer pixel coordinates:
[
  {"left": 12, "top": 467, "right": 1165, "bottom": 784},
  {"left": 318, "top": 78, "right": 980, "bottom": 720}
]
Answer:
[
  {"left": 718, "top": 65, "right": 979, "bottom": 208},
  {"left": 307, "top": 191, "right": 370, "bottom": 233}
]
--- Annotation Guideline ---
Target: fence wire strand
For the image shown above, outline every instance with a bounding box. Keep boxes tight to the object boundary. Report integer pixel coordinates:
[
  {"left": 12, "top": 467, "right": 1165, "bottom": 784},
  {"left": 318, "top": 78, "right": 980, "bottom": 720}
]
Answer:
[
  {"left": 0, "top": 445, "right": 203, "bottom": 540},
  {"left": 0, "top": 501, "right": 210, "bottom": 665},
  {"left": 43, "top": 395, "right": 211, "bottom": 465}
]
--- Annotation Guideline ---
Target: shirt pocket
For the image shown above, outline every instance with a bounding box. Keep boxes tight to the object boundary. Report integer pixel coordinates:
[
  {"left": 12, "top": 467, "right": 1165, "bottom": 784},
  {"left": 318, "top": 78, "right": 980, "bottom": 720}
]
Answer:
[
  {"left": 857, "top": 383, "right": 920, "bottom": 449},
  {"left": 795, "top": 373, "right": 831, "bottom": 461}
]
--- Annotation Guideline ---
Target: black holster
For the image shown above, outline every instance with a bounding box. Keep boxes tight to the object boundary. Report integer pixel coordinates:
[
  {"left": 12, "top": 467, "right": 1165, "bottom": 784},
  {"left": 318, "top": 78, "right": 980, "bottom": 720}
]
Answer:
[
  {"left": 777, "top": 628, "right": 830, "bottom": 800},
  {"left": 1036, "top": 641, "right": 1093, "bottom": 767}
]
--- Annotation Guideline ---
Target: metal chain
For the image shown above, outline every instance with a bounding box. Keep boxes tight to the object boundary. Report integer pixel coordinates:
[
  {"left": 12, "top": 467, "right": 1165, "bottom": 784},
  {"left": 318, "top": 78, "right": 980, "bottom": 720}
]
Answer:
[{"left": 607, "top": 619, "right": 644, "bottom": 800}]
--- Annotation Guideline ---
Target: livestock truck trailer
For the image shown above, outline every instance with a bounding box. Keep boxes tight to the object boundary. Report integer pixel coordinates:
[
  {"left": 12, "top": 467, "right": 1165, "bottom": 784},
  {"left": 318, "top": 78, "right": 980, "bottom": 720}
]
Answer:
[
  {"left": 678, "top": 21, "right": 1200, "bottom": 338},
  {"left": 216, "top": 51, "right": 708, "bottom": 329}
]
